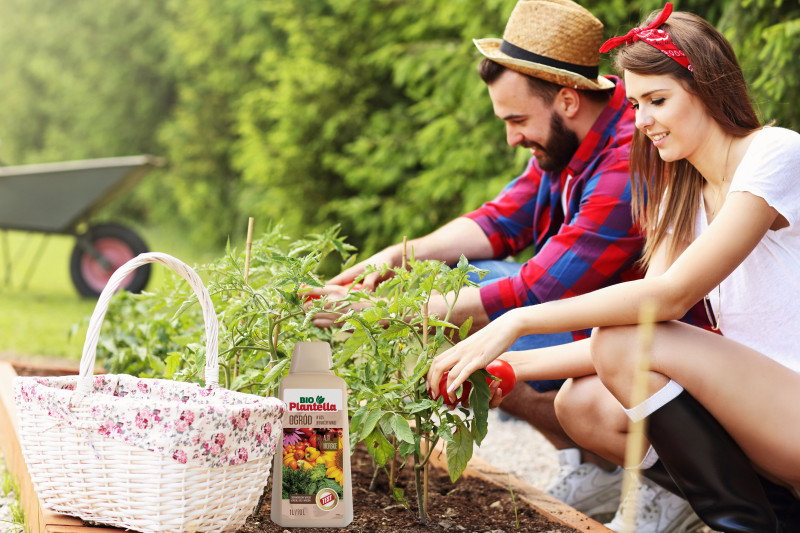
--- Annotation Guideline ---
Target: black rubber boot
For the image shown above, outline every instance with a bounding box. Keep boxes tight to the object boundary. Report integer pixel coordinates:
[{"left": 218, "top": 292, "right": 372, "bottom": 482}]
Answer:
[
  {"left": 642, "top": 459, "right": 682, "bottom": 497},
  {"left": 759, "top": 476, "right": 800, "bottom": 530},
  {"left": 646, "top": 389, "right": 779, "bottom": 532}
]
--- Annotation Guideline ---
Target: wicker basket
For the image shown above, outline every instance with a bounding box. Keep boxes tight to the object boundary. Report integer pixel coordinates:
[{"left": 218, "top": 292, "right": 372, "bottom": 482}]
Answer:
[{"left": 13, "top": 252, "right": 285, "bottom": 533}]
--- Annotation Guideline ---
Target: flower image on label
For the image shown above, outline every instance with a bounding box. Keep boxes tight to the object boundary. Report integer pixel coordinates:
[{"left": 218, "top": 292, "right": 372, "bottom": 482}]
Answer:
[{"left": 316, "top": 488, "right": 339, "bottom": 511}]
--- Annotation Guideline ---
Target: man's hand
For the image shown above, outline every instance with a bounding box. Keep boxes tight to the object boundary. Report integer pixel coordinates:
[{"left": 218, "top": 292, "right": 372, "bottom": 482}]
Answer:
[
  {"left": 306, "top": 283, "right": 370, "bottom": 329},
  {"left": 327, "top": 246, "right": 401, "bottom": 291}
]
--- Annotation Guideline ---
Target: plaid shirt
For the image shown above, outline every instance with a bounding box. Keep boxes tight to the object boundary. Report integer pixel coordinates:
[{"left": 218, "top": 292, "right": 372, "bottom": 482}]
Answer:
[{"left": 464, "top": 76, "right": 644, "bottom": 341}]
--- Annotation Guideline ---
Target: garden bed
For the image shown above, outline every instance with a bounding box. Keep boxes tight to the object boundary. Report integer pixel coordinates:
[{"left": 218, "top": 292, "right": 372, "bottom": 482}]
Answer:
[{"left": 0, "top": 360, "right": 609, "bottom": 533}]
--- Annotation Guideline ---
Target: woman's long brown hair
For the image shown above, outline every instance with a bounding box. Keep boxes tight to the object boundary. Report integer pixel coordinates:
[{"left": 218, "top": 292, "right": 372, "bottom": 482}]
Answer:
[{"left": 615, "top": 11, "right": 762, "bottom": 268}]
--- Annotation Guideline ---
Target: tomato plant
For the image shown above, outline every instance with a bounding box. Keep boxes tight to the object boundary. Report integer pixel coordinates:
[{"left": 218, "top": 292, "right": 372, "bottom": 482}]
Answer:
[
  {"left": 334, "top": 255, "right": 492, "bottom": 522},
  {"left": 91, "top": 225, "right": 492, "bottom": 524},
  {"left": 93, "top": 225, "right": 354, "bottom": 397}
]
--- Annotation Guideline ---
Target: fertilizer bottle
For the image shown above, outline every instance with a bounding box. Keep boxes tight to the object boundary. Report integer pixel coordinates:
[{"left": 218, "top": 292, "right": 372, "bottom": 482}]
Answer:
[{"left": 271, "top": 341, "right": 353, "bottom": 527}]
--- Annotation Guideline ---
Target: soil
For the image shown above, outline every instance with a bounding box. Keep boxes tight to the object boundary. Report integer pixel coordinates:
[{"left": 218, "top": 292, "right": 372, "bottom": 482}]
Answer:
[{"left": 239, "top": 443, "right": 581, "bottom": 533}]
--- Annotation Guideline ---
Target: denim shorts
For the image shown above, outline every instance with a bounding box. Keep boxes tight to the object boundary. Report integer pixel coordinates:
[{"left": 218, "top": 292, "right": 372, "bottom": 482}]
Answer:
[{"left": 468, "top": 259, "right": 573, "bottom": 393}]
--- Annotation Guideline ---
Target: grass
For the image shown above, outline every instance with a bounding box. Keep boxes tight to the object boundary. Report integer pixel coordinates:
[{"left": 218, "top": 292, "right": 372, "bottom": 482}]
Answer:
[
  {"left": 0, "top": 225, "right": 222, "bottom": 361},
  {"left": 1, "top": 454, "right": 24, "bottom": 533}
]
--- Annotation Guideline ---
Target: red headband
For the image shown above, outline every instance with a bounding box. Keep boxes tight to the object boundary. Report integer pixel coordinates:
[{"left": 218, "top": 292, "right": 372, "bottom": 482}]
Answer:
[{"left": 599, "top": 3, "right": 693, "bottom": 72}]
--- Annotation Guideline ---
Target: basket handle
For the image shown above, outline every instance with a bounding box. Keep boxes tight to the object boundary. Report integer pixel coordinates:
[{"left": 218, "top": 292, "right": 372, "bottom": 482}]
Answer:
[{"left": 77, "top": 252, "right": 219, "bottom": 395}]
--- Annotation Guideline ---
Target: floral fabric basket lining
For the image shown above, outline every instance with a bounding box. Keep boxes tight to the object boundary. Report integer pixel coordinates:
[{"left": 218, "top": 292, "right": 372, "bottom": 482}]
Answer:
[{"left": 14, "top": 252, "right": 285, "bottom": 533}]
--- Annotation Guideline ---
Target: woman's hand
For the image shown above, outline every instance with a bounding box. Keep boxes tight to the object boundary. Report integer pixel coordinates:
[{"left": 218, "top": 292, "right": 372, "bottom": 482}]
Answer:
[{"left": 426, "top": 310, "right": 524, "bottom": 401}]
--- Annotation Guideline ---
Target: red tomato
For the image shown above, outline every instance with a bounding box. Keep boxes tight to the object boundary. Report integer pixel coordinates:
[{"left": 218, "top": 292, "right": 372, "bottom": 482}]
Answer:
[
  {"left": 485, "top": 360, "right": 516, "bottom": 397},
  {"left": 431, "top": 372, "right": 471, "bottom": 408},
  {"left": 294, "top": 449, "right": 305, "bottom": 460},
  {"left": 300, "top": 284, "right": 320, "bottom": 301},
  {"left": 301, "top": 281, "right": 363, "bottom": 302}
]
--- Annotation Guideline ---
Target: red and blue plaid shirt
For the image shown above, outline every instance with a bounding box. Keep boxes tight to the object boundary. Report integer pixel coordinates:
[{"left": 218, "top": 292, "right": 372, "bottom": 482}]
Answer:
[{"left": 464, "top": 76, "right": 644, "bottom": 341}]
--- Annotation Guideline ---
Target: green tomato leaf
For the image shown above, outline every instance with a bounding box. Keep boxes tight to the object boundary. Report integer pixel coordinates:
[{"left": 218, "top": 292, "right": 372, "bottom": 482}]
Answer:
[
  {"left": 360, "top": 408, "right": 384, "bottom": 438},
  {"left": 259, "top": 358, "right": 291, "bottom": 386},
  {"left": 349, "top": 404, "right": 369, "bottom": 437},
  {"left": 397, "top": 439, "right": 417, "bottom": 459},
  {"left": 404, "top": 400, "right": 433, "bottom": 414},
  {"left": 459, "top": 316, "right": 473, "bottom": 342},
  {"left": 467, "top": 370, "right": 491, "bottom": 446},
  {"left": 164, "top": 352, "right": 182, "bottom": 379},
  {"left": 363, "top": 428, "right": 395, "bottom": 466},
  {"left": 389, "top": 413, "right": 415, "bottom": 444},
  {"left": 436, "top": 420, "right": 455, "bottom": 443},
  {"left": 445, "top": 418, "right": 474, "bottom": 482}
]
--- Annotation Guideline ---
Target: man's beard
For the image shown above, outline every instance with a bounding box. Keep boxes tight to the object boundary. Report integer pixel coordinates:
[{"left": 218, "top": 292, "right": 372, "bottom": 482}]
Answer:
[{"left": 527, "top": 111, "right": 580, "bottom": 173}]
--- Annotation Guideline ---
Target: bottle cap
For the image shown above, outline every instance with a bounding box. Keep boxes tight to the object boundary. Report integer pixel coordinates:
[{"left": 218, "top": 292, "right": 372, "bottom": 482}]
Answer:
[{"left": 289, "top": 341, "right": 333, "bottom": 373}]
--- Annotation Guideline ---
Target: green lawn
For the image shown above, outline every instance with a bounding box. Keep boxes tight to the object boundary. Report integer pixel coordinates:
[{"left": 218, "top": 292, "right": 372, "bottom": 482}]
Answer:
[{"left": 0, "top": 227, "right": 220, "bottom": 362}]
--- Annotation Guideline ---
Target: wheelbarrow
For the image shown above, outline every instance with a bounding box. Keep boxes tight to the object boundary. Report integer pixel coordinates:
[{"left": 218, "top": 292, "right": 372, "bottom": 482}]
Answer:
[{"left": 0, "top": 155, "right": 164, "bottom": 297}]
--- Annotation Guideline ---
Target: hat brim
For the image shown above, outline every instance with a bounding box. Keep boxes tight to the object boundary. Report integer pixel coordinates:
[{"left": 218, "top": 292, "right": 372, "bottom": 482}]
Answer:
[{"left": 474, "top": 38, "right": 614, "bottom": 91}]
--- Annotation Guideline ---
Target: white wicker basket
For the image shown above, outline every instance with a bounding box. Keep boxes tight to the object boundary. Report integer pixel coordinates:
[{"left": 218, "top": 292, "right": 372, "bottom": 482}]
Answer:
[{"left": 13, "top": 252, "right": 285, "bottom": 533}]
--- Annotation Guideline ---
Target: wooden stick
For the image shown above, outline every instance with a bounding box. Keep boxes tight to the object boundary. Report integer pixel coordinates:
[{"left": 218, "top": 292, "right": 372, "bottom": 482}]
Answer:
[
  {"left": 422, "top": 301, "right": 429, "bottom": 516},
  {"left": 244, "top": 217, "right": 255, "bottom": 284},
  {"left": 621, "top": 299, "right": 657, "bottom": 533},
  {"left": 402, "top": 236, "right": 408, "bottom": 270},
  {"left": 236, "top": 217, "right": 255, "bottom": 380}
]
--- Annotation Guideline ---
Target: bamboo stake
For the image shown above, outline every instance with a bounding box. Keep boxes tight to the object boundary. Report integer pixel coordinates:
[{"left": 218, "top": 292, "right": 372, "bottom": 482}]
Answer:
[
  {"left": 391, "top": 236, "right": 410, "bottom": 490},
  {"left": 422, "top": 301, "right": 430, "bottom": 517},
  {"left": 621, "top": 299, "right": 657, "bottom": 533},
  {"left": 236, "top": 217, "right": 255, "bottom": 380},
  {"left": 244, "top": 217, "right": 255, "bottom": 284}
]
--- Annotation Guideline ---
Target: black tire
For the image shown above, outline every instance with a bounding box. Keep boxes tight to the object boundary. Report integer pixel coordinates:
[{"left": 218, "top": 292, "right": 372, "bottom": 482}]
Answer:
[{"left": 69, "top": 223, "right": 151, "bottom": 298}]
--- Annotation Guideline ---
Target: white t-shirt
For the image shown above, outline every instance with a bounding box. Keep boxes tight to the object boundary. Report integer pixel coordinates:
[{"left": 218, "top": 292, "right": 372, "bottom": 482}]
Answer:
[{"left": 696, "top": 126, "right": 800, "bottom": 373}]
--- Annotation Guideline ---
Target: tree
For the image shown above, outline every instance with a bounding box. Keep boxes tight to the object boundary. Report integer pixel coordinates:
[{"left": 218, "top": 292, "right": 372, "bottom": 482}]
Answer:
[{"left": 0, "top": 0, "right": 173, "bottom": 164}]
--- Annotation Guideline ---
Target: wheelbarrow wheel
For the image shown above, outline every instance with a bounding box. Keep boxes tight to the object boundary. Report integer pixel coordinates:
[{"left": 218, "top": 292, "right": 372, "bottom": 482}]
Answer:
[{"left": 69, "top": 223, "right": 151, "bottom": 297}]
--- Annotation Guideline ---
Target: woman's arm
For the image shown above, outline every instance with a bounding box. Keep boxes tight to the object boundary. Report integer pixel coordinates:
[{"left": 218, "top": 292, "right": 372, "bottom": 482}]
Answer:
[
  {"left": 500, "top": 337, "right": 595, "bottom": 381},
  {"left": 429, "top": 191, "right": 778, "bottom": 396}
]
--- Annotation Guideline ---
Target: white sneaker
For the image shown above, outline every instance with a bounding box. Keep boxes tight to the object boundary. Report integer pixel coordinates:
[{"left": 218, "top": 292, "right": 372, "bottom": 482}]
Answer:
[
  {"left": 605, "top": 474, "right": 703, "bottom": 533},
  {"left": 545, "top": 448, "right": 623, "bottom": 517}
]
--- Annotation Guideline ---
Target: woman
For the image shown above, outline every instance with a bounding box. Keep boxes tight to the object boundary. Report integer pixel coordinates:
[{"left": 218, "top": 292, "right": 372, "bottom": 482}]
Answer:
[{"left": 428, "top": 4, "right": 800, "bottom": 531}]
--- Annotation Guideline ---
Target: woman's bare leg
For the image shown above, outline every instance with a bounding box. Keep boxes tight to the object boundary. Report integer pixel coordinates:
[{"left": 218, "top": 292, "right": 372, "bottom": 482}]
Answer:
[
  {"left": 590, "top": 321, "right": 800, "bottom": 488},
  {"left": 555, "top": 376, "right": 630, "bottom": 467}
]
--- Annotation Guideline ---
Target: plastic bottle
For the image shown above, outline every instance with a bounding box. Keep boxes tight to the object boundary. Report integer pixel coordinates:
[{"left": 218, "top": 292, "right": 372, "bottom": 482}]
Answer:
[{"left": 271, "top": 341, "right": 353, "bottom": 527}]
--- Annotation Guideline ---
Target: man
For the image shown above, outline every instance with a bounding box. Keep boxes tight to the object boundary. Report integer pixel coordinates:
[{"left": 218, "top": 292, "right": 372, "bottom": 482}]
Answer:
[{"left": 314, "top": 1, "right": 699, "bottom": 530}]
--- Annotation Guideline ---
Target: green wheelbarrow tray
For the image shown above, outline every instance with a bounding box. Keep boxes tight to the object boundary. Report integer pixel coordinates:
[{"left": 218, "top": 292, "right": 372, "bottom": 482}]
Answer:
[{"left": 0, "top": 155, "right": 165, "bottom": 297}]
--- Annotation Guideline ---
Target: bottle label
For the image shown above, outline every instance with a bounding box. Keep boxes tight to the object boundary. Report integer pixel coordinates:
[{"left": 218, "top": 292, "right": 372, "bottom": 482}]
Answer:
[{"left": 279, "top": 389, "right": 346, "bottom": 519}]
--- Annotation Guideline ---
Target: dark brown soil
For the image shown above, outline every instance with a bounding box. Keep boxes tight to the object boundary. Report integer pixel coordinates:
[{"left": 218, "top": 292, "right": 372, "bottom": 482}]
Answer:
[{"left": 240, "top": 443, "right": 581, "bottom": 533}]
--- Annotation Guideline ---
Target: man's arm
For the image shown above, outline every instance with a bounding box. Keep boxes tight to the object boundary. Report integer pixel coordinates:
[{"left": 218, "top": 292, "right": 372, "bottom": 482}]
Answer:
[
  {"left": 478, "top": 163, "right": 644, "bottom": 321},
  {"left": 312, "top": 218, "right": 495, "bottom": 330},
  {"left": 328, "top": 217, "right": 494, "bottom": 289}
]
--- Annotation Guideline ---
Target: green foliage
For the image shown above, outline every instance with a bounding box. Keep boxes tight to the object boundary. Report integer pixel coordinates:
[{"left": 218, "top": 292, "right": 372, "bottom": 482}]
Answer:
[
  {"left": 335, "top": 254, "right": 492, "bottom": 519},
  {"left": 280, "top": 464, "right": 342, "bottom": 500},
  {"left": 1, "top": 462, "right": 24, "bottom": 533},
  {"left": 721, "top": 0, "right": 800, "bottom": 130},
  {"left": 0, "top": 0, "right": 173, "bottom": 165},
  {"left": 94, "top": 227, "right": 493, "bottom": 519},
  {"left": 2, "top": 0, "right": 799, "bottom": 250},
  {"left": 95, "top": 225, "right": 352, "bottom": 396}
]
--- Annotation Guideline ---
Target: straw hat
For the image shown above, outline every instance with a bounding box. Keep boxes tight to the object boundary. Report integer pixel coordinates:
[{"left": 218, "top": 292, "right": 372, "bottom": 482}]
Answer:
[{"left": 474, "top": 0, "right": 614, "bottom": 91}]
